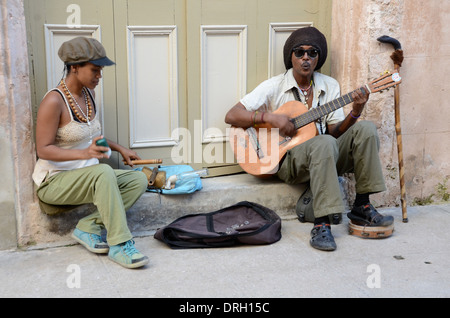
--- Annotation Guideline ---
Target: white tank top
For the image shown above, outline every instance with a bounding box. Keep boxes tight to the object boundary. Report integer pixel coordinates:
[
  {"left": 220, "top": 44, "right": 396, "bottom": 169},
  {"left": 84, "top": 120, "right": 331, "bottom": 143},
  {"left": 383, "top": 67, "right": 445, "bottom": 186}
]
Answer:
[{"left": 32, "top": 88, "right": 102, "bottom": 186}]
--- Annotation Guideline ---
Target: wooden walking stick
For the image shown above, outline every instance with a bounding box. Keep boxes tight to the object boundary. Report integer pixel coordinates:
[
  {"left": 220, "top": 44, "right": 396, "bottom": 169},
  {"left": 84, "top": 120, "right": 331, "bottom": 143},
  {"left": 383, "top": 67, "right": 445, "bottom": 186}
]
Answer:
[{"left": 377, "top": 35, "right": 408, "bottom": 223}]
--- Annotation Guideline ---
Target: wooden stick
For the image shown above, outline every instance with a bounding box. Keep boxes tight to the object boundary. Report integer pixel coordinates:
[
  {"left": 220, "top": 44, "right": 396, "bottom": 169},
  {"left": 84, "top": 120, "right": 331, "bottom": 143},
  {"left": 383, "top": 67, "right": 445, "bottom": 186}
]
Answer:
[
  {"left": 377, "top": 36, "right": 407, "bottom": 223},
  {"left": 392, "top": 53, "right": 408, "bottom": 223},
  {"left": 393, "top": 79, "right": 407, "bottom": 222},
  {"left": 122, "top": 159, "right": 163, "bottom": 166}
]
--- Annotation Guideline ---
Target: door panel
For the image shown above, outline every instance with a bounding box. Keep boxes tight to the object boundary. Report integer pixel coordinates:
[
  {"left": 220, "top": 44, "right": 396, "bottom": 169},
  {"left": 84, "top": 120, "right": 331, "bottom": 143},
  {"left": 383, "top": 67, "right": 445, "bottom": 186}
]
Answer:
[{"left": 114, "top": 0, "right": 187, "bottom": 166}]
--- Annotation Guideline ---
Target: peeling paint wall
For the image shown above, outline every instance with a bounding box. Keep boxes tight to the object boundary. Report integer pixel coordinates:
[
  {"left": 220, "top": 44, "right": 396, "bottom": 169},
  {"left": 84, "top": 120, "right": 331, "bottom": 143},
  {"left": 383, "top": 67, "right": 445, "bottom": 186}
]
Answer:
[
  {"left": 332, "top": 0, "right": 450, "bottom": 207},
  {"left": 0, "top": 0, "right": 38, "bottom": 249}
]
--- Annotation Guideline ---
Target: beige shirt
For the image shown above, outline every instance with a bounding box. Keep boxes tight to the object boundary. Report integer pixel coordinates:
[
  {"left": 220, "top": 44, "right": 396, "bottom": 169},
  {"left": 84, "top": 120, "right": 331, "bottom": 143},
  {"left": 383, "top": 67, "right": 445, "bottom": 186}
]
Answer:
[
  {"left": 240, "top": 69, "right": 345, "bottom": 134},
  {"left": 32, "top": 88, "right": 101, "bottom": 186}
]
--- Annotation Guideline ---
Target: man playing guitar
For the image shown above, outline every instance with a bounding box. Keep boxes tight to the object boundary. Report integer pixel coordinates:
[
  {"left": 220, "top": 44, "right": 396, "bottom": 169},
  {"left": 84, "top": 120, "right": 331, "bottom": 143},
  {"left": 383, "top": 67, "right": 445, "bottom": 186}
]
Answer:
[{"left": 225, "top": 27, "right": 393, "bottom": 251}]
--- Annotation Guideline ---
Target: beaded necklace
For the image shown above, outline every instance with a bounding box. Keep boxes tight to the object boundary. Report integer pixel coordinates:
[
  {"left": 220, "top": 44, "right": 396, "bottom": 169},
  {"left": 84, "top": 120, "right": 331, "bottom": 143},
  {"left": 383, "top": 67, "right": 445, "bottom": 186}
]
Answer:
[
  {"left": 292, "top": 82, "right": 324, "bottom": 135},
  {"left": 60, "top": 79, "right": 93, "bottom": 125},
  {"left": 298, "top": 80, "right": 313, "bottom": 103}
]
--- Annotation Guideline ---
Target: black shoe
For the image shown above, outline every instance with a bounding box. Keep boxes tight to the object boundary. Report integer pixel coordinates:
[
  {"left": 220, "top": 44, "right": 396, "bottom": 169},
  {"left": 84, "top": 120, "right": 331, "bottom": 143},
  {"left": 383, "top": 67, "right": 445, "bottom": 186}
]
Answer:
[
  {"left": 310, "top": 223, "right": 337, "bottom": 251},
  {"left": 347, "top": 203, "right": 394, "bottom": 227}
]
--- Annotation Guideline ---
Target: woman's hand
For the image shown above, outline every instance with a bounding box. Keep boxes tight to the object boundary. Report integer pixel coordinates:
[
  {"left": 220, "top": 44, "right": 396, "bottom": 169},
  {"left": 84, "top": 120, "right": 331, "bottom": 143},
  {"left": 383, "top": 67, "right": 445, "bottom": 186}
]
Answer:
[
  {"left": 104, "top": 138, "right": 141, "bottom": 167},
  {"left": 87, "top": 136, "right": 111, "bottom": 159},
  {"left": 118, "top": 148, "right": 141, "bottom": 167}
]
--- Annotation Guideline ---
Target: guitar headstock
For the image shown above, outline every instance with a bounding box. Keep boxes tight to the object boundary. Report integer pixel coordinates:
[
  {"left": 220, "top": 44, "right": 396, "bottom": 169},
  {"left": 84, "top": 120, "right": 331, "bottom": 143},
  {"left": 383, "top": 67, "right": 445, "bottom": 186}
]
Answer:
[{"left": 366, "top": 72, "right": 402, "bottom": 93}]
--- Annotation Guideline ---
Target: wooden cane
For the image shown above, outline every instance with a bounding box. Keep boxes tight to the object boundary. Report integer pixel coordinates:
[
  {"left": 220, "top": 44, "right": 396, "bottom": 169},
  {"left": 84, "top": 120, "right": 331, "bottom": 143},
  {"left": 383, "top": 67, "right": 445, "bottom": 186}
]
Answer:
[
  {"left": 377, "top": 36, "right": 408, "bottom": 223},
  {"left": 122, "top": 159, "right": 163, "bottom": 166}
]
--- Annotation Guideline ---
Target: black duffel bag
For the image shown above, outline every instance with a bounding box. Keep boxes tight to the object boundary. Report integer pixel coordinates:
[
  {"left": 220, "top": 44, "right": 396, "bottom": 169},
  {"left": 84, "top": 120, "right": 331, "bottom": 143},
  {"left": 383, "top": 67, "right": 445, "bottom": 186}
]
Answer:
[{"left": 154, "top": 201, "right": 282, "bottom": 249}]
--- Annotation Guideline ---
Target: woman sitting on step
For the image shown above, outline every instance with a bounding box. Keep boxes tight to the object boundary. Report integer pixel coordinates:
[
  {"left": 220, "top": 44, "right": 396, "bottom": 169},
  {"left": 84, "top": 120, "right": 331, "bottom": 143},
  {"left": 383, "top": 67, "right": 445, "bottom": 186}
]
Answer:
[{"left": 32, "top": 37, "right": 149, "bottom": 269}]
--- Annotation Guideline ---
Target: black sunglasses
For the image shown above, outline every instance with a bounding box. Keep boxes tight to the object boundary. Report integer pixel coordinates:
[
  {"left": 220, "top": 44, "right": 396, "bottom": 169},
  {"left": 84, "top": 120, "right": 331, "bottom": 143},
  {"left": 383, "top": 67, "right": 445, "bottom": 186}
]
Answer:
[{"left": 293, "top": 48, "right": 319, "bottom": 59}]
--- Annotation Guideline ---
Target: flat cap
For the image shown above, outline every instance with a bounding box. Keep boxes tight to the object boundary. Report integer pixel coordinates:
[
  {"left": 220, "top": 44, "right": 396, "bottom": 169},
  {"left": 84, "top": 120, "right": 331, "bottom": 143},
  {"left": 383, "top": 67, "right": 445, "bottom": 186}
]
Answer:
[{"left": 58, "top": 37, "right": 115, "bottom": 66}]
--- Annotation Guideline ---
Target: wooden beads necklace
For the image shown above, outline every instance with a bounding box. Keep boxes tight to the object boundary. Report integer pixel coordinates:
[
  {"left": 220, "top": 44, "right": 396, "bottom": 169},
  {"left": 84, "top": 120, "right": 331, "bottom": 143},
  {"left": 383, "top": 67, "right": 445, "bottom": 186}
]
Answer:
[{"left": 60, "top": 79, "right": 93, "bottom": 125}]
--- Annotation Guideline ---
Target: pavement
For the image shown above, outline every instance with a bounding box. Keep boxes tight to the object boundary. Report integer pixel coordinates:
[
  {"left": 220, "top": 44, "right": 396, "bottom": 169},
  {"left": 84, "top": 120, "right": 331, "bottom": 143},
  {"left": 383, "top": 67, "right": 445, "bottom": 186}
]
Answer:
[{"left": 1, "top": 202, "right": 449, "bottom": 300}]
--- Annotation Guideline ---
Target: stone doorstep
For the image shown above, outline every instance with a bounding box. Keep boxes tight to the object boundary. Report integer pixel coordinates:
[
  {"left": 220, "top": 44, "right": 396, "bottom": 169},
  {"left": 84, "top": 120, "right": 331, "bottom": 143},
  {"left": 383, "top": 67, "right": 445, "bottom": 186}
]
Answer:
[
  {"left": 42, "top": 174, "right": 351, "bottom": 242},
  {"left": 128, "top": 174, "right": 351, "bottom": 234},
  {"left": 127, "top": 173, "right": 307, "bottom": 235}
]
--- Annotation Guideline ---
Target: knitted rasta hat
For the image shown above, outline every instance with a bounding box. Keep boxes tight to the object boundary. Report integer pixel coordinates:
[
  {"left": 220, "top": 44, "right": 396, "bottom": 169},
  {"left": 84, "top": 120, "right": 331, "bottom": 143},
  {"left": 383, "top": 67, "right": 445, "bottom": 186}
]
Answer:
[{"left": 283, "top": 26, "right": 328, "bottom": 71}]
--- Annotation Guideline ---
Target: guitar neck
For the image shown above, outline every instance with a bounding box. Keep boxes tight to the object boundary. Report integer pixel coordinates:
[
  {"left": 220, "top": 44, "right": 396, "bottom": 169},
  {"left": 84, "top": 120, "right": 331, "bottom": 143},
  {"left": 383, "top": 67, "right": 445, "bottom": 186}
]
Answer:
[{"left": 291, "top": 87, "right": 365, "bottom": 130}]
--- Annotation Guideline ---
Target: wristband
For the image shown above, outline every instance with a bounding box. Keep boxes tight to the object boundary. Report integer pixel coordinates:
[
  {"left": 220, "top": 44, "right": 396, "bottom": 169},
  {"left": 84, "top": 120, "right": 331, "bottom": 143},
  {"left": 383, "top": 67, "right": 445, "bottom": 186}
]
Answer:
[{"left": 350, "top": 110, "right": 361, "bottom": 119}]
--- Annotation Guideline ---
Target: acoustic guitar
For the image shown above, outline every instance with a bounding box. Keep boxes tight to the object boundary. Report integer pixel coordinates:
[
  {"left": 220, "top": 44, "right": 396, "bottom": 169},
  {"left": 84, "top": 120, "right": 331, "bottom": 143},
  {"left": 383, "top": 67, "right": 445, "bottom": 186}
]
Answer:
[{"left": 229, "top": 72, "right": 402, "bottom": 176}]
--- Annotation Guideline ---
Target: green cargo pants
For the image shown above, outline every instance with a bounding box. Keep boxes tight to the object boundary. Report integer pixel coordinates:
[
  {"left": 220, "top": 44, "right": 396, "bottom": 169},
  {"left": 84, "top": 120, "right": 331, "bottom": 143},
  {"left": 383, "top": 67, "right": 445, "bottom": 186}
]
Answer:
[
  {"left": 277, "top": 121, "right": 386, "bottom": 218},
  {"left": 37, "top": 164, "right": 148, "bottom": 246}
]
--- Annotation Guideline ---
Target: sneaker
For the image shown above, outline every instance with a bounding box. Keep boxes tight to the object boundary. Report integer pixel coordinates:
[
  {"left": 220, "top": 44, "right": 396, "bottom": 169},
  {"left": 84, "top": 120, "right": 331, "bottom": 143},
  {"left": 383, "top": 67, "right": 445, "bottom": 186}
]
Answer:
[
  {"left": 108, "top": 240, "right": 149, "bottom": 269},
  {"left": 71, "top": 228, "right": 109, "bottom": 254},
  {"left": 348, "top": 203, "right": 394, "bottom": 227},
  {"left": 310, "top": 223, "right": 337, "bottom": 251}
]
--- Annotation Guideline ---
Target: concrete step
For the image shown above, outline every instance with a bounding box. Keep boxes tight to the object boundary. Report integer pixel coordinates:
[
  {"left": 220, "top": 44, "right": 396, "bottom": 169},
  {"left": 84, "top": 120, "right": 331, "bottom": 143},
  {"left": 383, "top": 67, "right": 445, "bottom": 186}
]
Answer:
[
  {"left": 126, "top": 173, "right": 308, "bottom": 236},
  {"left": 43, "top": 173, "right": 352, "bottom": 241}
]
